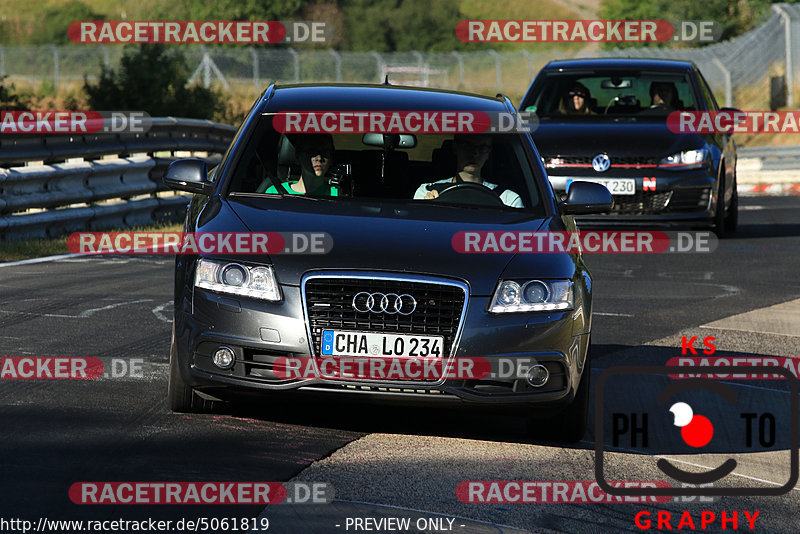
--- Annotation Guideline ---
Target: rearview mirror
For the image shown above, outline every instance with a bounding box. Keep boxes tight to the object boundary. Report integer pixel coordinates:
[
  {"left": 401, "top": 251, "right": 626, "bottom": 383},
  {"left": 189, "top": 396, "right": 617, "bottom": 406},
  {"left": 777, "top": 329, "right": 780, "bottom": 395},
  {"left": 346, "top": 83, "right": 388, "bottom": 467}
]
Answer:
[
  {"left": 601, "top": 78, "right": 632, "bottom": 89},
  {"left": 362, "top": 133, "right": 417, "bottom": 148}
]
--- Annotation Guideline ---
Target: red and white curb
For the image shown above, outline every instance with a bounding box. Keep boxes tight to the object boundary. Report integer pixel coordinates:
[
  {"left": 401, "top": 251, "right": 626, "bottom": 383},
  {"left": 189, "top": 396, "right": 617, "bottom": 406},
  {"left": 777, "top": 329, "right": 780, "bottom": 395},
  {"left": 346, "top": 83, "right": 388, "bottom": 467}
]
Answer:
[{"left": 738, "top": 183, "right": 800, "bottom": 196}]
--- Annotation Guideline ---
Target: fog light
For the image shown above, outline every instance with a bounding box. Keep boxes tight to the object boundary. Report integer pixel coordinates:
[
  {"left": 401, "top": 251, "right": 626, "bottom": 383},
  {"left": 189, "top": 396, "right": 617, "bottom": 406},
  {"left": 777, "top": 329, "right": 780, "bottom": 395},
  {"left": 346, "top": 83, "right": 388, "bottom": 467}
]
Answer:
[
  {"left": 526, "top": 364, "right": 549, "bottom": 388},
  {"left": 213, "top": 346, "right": 235, "bottom": 369}
]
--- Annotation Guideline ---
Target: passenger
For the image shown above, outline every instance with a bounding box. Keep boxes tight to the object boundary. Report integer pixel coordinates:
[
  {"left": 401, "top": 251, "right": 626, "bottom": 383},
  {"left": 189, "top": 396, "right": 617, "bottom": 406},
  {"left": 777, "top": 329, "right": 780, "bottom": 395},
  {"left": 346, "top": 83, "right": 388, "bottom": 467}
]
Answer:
[
  {"left": 414, "top": 134, "right": 524, "bottom": 208},
  {"left": 263, "top": 134, "right": 338, "bottom": 196},
  {"left": 648, "top": 81, "right": 680, "bottom": 109},
  {"left": 559, "top": 82, "right": 594, "bottom": 115}
]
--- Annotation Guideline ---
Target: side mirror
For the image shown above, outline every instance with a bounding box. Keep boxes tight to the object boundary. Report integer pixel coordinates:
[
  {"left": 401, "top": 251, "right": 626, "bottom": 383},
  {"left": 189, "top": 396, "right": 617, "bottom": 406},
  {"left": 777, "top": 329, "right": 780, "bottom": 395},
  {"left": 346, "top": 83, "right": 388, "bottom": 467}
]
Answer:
[
  {"left": 164, "top": 159, "right": 214, "bottom": 195},
  {"left": 560, "top": 181, "right": 613, "bottom": 214},
  {"left": 719, "top": 108, "right": 743, "bottom": 136}
]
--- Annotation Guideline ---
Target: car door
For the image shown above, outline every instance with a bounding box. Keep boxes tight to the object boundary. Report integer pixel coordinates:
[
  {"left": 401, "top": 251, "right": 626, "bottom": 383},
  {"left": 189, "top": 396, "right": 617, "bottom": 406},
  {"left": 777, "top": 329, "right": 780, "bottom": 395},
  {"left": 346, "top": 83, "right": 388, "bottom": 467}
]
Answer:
[{"left": 696, "top": 69, "right": 737, "bottom": 205}]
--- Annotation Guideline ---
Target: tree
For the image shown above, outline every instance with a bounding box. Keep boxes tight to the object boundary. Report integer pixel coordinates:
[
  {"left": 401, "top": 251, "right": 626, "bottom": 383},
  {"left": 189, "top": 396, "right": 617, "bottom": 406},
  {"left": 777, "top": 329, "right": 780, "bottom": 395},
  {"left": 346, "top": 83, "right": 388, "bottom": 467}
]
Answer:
[
  {"left": 600, "top": 0, "right": 773, "bottom": 48},
  {"left": 32, "top": 1, "right": 105, "bottom": 45},
  {"left": 150, "top": 0, "right": 305, "bottom": 21},
  {"left": 341, "top": 0, "right": 465, "bottom": 52},
  {"left": 0, "top": 76, "right": 29, "bottom": 111},
  {"left": 84, "top": 44, "right": 222, "bottom": 119}
]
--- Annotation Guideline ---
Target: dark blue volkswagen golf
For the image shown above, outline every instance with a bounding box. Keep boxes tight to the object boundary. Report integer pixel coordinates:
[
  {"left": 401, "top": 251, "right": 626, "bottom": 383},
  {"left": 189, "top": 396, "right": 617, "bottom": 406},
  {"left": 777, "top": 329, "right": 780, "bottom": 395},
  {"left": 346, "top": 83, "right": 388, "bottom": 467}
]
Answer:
[
  {"left": 520, "top": 58, "right": 738, "bottom": 237},
  {"left": 164, "top": 83, "right": 611, "bottom": 441}
]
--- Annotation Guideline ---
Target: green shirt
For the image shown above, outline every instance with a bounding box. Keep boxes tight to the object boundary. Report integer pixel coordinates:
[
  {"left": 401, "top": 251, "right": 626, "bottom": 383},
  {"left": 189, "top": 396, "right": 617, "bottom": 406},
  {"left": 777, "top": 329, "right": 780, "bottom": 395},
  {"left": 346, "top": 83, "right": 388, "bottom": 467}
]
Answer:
[{"left": 263, "top": 181, "right": 338, "bottom": 196}]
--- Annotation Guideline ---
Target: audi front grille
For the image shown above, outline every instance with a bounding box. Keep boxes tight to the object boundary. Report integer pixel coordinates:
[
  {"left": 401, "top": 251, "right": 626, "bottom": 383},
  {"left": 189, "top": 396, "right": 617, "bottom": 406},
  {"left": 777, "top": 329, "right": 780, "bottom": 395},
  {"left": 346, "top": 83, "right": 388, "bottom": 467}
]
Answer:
[{"left": 301, "top": 273, "right": 468, "bottom": 366}]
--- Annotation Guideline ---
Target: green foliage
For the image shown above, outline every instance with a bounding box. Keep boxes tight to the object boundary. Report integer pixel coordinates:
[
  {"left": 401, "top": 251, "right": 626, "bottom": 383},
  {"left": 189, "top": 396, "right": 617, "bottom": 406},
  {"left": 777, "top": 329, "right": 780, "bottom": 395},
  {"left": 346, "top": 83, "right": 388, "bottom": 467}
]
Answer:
[
  {"left": 341, "top": 0, "right": 465, "bottom": 52},
  {"left": 0, "top": 76, "right": 29, "bottom": 111},
  {"left": 150, "top": 0, "right": 305, "bottom": 21},
  {"left": 84, "top": 44, "right": 222, "bottom": 119},
  {"left": 31, "top": 1, "right": 105, "bottom": 45},
  {"left": 600, "top": 0, "right": 774, "bottom": 48}
]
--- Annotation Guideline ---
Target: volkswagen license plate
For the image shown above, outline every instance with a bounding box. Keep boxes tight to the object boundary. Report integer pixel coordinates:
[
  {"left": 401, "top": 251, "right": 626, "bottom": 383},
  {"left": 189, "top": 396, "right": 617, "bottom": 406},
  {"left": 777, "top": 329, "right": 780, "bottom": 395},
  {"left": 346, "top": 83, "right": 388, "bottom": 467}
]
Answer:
[
  {"left": 567, "top": 178, "right": 635, "bottom": 195},
  {"left": 321, "top": 330, "right": 444, "bottom": 358}
]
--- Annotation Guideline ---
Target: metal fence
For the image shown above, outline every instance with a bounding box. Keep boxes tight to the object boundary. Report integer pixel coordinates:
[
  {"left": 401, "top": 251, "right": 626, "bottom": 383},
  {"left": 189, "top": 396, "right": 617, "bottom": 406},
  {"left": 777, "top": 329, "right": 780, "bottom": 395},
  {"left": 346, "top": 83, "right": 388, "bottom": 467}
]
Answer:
[
  {"left": 2, "top": 4, "right": 799, "bottom": 110},
  {"left": 0, "top": 118, "right": 236, "bottom": 240},
  {"left": 739, "top": 145, "right": 800, "bottom": 170}
]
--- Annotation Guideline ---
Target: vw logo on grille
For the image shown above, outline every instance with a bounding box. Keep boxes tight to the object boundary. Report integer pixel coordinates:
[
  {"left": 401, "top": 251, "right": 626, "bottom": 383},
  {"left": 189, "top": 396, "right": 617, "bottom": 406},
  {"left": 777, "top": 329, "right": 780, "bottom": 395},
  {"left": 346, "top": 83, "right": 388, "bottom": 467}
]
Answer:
[
  {"left": 591, "top": 153, "right": 611, "bottom": 172},
  {"left": 352, "top": 292, "right": 417, "bottom": 315}
]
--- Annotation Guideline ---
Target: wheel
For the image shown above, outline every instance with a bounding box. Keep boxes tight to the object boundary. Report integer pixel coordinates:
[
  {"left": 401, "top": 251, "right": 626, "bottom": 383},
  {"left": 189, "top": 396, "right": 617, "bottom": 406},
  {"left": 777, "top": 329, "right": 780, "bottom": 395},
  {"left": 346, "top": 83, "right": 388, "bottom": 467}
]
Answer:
[
  {"left": 712, "top": 170, "right": 727, "bottom": 238},
  {"left": 552, "top": 351, "right": 591, "bottom": 442},
  {"left": 168, "top": 326, "right": 221, "bottom": 413},
  {"left": 528, "top": 346, "right": 591, "bottom": 443},
  {"left": 724, "top": 173, "right": 738, "bottom": 233}
]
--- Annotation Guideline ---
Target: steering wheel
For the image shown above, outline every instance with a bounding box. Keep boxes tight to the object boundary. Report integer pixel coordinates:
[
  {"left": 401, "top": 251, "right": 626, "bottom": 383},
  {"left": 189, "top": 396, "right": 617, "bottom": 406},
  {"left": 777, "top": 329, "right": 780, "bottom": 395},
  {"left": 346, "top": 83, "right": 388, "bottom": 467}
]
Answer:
[{"left": 432, "top": 182, "right": 505, "bottom": 207}]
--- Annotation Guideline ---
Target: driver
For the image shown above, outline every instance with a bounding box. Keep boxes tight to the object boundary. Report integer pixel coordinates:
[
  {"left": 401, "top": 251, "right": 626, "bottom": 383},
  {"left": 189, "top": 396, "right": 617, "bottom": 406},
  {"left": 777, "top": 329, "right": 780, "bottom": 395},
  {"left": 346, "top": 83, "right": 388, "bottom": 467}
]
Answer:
[
  {"left": 414, "top": 134, "right": 524, "bottom": 208},
  {"left": 649, "top": 81, "right": 680, "bottom": 109}
]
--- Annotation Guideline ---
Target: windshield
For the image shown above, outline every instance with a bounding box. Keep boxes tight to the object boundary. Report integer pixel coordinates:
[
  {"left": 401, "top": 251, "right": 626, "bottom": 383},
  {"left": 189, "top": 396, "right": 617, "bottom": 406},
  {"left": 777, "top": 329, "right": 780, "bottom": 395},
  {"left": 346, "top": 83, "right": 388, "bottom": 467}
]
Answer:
[
  {"left": 226, "top": 116, "right": 544, "bottom": 215},
  {"left": 522, "top": 70, "right": 697, "bottom": 119}
]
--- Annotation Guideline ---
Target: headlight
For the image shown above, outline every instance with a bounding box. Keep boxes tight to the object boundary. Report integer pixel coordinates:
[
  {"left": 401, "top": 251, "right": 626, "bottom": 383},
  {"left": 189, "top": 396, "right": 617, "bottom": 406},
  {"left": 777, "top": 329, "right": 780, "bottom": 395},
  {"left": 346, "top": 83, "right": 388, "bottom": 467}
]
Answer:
[
  {"left": 659, "top": 148, "right": 709, "bottom": 170},
  {"left": 194, "top": 259, "right": 281, "bottom": 301},
  {"left": 489, "top": 279, "right": 573, "bottom": 313}
]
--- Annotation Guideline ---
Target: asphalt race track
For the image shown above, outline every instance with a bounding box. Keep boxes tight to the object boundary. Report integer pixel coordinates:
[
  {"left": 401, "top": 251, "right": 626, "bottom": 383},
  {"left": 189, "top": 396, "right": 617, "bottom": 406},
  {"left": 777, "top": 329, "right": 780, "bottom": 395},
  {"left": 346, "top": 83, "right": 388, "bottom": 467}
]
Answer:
[{"left": 1, "top": 195, "right": 799, "bottom": 533}]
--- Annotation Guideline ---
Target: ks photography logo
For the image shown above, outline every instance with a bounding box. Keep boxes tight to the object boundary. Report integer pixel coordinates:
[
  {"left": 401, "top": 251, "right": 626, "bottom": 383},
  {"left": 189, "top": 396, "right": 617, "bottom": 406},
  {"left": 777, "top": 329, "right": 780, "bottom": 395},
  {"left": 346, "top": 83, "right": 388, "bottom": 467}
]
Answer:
[{"left": 594, "top": 366, "right": 799, "bottom": 497}]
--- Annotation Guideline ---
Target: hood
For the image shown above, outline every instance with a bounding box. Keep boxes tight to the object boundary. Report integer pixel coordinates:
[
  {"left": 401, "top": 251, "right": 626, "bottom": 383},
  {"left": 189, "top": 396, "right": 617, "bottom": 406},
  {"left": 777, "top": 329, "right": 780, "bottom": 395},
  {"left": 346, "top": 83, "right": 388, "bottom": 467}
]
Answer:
[
  {"left": 223, "top": 196, "right": 550, "bottom": 295},
  {"left": 531, "top": 119, "right": 706, "bottom": 159}
]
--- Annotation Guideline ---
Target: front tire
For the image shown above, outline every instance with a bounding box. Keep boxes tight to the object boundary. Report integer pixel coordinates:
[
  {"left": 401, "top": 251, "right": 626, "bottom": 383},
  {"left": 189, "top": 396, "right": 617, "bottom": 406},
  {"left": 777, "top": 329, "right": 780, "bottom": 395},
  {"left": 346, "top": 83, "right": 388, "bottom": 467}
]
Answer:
[
  {"left": 724, "top": 173, "right": 738, "bottom": 233},
  {"left": 713, "top": 170, "right": 727, "bottom": 238},
  {"left": 529, "top": 347, "right": 591, "bottom": 443},
  {"left": 553, "top": 352, "right": 591, "bottom": 442},
  {"left": 168, "top": 327, "right": 221, "bottom": 413}
]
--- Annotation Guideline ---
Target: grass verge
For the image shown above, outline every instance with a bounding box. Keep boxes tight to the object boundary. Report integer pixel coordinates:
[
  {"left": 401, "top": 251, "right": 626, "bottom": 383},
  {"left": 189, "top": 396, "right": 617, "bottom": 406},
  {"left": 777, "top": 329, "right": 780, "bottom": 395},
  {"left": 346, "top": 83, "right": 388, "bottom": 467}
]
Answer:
[{"left": 0, "top": 222, "right": 183, "bottom": 262}]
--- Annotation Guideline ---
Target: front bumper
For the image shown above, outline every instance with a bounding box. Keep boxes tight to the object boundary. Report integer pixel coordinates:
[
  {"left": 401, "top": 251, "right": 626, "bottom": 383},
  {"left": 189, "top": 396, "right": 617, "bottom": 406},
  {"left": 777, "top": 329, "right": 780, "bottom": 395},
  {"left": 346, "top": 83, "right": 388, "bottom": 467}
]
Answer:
[
  {"left": 173, "top": 272, "right": 590, "bottom": 407},
  {"left": 548, "top": 167, "right": 716, "bottom": 225}
]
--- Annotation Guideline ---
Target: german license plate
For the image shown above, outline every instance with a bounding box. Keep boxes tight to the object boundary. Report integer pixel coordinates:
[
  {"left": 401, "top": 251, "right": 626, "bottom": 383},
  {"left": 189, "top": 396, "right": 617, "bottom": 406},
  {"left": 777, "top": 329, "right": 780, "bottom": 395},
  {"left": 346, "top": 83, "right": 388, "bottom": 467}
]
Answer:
[
  {"left": 321, "top": 330, "right": 444, "bottom": 358},
  {"left": 567, "top": 178, "right": 635, "bottom": 195}
]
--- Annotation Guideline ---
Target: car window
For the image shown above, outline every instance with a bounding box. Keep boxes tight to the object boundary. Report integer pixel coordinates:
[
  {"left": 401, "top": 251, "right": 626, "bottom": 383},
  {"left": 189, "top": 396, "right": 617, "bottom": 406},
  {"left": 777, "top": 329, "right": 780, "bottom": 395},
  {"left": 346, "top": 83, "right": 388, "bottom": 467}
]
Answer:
[
  {"left": 522, "top": 70, "right": 696, "bottom": 117},
  {"left": 697, "top": 72, "right": 720, "bottom": 111},
  {"left": 226, "top": 117, "right": 544, "bottom": 214}
]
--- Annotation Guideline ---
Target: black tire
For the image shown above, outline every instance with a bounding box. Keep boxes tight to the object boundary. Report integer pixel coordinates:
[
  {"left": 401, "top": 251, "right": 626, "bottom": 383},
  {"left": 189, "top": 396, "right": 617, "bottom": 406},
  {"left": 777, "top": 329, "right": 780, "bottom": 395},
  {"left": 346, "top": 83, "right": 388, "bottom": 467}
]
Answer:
[
  {"left": 553, "top": 353, "right": 591, "bottom": 442},
  {"left": 529, "top": 348, "right": 591, "bottom": 443},
  {"left": 167, "top": 328, "right": 221, "bottom": 413},
  {"left": 712, "top": 170, "right": 727, "bottom": 238},
  {"left": 724, "top": 173, "right": 738, "bottom": 233}
]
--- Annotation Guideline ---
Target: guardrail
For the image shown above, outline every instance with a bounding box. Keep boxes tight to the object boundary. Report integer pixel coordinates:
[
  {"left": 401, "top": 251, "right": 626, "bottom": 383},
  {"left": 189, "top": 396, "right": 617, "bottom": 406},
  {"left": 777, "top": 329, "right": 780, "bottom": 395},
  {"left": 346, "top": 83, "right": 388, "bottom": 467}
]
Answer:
[
  {"left": 738, "top": 146, "right": 800, "bottom": 171},
  {"left": 1, "top": 121, "right": 797, "bottom": 241},
  {"left": 0, "top": 118, "right": 237, "bottom": 240}
]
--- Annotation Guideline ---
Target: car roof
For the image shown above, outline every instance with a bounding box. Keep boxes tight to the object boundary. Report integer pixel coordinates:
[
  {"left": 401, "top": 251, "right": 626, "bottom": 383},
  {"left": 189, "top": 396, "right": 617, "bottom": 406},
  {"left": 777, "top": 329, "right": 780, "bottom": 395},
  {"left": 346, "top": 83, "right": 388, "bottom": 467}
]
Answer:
[
  {"left": 261, "top": 83, "right": 513, "bottom": 112},
  {"left": 541, "top": 58, "right": 696, "bottom": 72}
]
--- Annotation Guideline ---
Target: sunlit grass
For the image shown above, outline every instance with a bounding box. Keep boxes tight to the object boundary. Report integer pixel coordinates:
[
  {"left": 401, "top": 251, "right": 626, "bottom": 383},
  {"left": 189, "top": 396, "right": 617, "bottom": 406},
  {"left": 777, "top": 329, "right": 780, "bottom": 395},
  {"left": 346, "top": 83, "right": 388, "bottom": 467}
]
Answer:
[{"left": 0, "top": 221, "right": 183, "bottom": 262}]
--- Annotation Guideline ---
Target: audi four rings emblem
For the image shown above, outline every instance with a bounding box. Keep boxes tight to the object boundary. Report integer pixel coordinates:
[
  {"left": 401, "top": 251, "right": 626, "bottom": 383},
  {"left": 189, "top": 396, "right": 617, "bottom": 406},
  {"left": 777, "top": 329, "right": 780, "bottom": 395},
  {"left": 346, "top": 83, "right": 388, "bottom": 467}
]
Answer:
[
  {"left": 592, "top": 153, "right": 611, "bottom": 172},
  {"left": 352, "top": 292, "right": 417, "bottom": 315}
]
